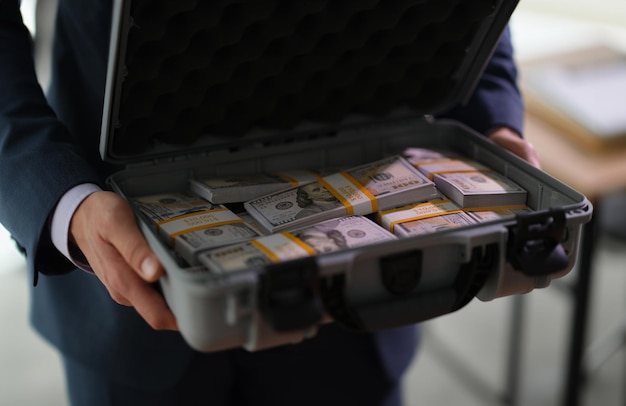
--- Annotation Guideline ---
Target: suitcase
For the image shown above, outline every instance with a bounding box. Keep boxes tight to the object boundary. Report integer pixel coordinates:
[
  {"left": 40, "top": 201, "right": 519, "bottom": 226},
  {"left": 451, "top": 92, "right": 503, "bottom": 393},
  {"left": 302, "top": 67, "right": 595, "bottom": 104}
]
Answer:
[{"left": 100, "top": 0, "right": 593, "bottom": 352}]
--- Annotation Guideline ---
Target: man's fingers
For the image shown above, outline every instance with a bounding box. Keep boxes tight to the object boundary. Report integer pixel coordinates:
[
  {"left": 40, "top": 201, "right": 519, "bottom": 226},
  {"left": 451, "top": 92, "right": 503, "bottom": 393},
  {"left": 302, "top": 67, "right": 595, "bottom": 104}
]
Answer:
[
  {"left": 487, "top": 127, "right": 542, "bottom": 169},
  {"left": 109, "top": 221, "right": 163, "bottom": 283},
  {"left": 95, "top": 193, "right": 165, "bottom": 283},
  {"left": 115, "top": 264, "right": 178, "bottom": 330},
  {"left": 70, "top": 191, "right": 177, "bottom": 330},
  {"left": 87, "top": 233, "right": 177, "bottom": 330}
]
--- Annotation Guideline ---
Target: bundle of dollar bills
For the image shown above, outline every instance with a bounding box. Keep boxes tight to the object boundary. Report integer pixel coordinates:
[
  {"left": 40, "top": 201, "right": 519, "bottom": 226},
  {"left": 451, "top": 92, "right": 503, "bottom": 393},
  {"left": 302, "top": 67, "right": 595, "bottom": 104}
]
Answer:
[
  {"left": 243, "top": 155, "right": 438, "bottom": 233},
  {"left": 197, "top": 215, "right": 397, "bottom": 273},
  {"left": 402, "top": 147, "right": 451, "bottom": 162},
  {"left": 433, "top": 171, "right": 527, "bottom": 208},
  {"left": 132, "top": 191, "right": 261, "bottom": 265},
  {"left": 234, "top": 210, "right": 270, "bottom": 237},
  {"left": 464, "top": 205, "right": 533, "bottom": 223},
  {"left": 379, "top": 198, "right": 477, "bottom": 237},
  {"left": 189, "top": 169, "right": 319, "bottom": 203},
  {"left": 402, "top": 147, "right": 490, "bottom": 180}
]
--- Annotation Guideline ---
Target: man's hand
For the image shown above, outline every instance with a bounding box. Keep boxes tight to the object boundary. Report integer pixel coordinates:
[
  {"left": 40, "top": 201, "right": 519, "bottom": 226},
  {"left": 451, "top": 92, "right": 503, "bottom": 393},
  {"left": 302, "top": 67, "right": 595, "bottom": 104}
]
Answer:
[
  {"left": 487, "top": 127, "right": 541, "bottom": 169},
  {"left": 70, "top": 191, "right": 178, "bottom": 331}
]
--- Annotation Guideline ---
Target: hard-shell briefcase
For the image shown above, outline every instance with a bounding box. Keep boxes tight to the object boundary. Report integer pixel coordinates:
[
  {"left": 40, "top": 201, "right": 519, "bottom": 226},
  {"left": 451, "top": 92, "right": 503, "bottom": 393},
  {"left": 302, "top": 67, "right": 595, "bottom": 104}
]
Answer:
[{"left": 100, "top": 0, "right": 593, "bottom": 352}]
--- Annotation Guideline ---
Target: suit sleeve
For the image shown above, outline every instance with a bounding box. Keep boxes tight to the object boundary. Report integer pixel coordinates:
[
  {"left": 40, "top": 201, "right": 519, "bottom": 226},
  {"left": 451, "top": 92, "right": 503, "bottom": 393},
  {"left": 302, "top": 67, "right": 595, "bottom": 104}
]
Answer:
[
  {"left": 0, "top": 1, "right": 102, "bottom": 279},
  {"left": 437, "top": 26, "right": 524, "bottom": 137}
]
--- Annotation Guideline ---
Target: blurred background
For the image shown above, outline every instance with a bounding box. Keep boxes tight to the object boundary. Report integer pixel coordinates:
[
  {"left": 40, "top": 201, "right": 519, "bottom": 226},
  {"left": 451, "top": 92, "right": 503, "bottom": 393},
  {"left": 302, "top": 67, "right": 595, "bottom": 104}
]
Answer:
[{"left": 1, "top": 0, "right": 625, "bottom": 405}]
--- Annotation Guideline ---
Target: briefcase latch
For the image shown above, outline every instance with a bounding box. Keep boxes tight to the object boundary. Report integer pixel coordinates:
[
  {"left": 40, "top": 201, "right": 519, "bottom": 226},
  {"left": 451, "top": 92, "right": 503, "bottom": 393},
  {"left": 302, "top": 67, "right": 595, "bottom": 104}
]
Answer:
[
  {"left": 259, "top": 258, "right": 323, "bottom": 332},
  {"left": 507, "top": 208, "right": 569, "bottom": 276}
]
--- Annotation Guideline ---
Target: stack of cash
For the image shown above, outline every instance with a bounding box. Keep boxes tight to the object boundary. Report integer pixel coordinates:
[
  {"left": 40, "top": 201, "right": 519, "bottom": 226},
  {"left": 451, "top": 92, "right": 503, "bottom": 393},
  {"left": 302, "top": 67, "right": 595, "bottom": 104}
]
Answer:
[
  {"left": 402, "top": 147, "right": 453, "bottom": 162},
  {"left": 197, "top": 215, "right": 397, "bottom": 273},
  {"left": 411, "top": 158, "right": 490, "bottom": 181},
  {"left": 379, "top": 198, "right": 476, "bottom": 237},
  {"left": 403, "top": 147, "right": 490, "bottom": 180},
  {"left": 433, "top": 171, "right": 528, "bottom": 208},
  {"left": 189, "top": 169, "right": 319, "bottom": 203},
  {"left": 235, "top": 210, "right": 270, "bottom": 237},
  {"left": 132, "top": 191, "right": 261, "bottom": 265},
  {"left": 243, "top": 155, "right": 438, "bottom": 233},
  {"left": 465, "top": 205, "right": 533, "bottom": 223}
]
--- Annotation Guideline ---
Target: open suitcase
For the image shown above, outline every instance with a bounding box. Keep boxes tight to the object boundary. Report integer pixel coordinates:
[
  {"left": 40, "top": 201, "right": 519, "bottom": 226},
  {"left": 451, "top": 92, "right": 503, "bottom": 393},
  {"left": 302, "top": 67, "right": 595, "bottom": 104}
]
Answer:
[{"left": 100, "top": 0, "right": 593, "bottom": 352}]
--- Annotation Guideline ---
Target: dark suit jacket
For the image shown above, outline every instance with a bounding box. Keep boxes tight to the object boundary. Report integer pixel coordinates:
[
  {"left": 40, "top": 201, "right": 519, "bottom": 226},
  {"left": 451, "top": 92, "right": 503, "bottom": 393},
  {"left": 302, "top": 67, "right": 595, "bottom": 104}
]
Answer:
[{"left": 0, "top": 0, "right": 523, "bottom": 390}]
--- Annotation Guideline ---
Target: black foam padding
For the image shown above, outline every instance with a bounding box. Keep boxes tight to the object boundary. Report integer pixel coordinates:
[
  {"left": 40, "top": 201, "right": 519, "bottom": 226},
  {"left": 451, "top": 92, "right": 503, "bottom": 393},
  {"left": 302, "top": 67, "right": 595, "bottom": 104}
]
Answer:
[{"left": 114, "top": 0, "right": 500, "bottom": 154}]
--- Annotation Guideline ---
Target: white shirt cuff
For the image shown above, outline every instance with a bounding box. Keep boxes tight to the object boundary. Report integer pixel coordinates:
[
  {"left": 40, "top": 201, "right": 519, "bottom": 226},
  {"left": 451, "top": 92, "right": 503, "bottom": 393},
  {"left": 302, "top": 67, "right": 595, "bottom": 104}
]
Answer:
[{"left": 50, "top": 183, "right": 102, "bottom": 272}]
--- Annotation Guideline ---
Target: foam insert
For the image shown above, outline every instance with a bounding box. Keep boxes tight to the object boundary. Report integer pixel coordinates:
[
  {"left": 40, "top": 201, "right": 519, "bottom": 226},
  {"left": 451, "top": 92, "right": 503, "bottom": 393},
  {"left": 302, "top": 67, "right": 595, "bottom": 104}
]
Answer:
[{"left": 112, "top": 0, "right": 501, "bottom": 155}]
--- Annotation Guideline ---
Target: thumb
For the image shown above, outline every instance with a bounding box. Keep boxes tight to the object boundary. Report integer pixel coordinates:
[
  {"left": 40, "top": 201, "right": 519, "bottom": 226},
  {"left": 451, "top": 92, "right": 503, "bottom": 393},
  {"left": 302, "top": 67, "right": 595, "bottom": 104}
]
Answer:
[{"left": 101, "top": 193, "right": 164, "bottom": 282}]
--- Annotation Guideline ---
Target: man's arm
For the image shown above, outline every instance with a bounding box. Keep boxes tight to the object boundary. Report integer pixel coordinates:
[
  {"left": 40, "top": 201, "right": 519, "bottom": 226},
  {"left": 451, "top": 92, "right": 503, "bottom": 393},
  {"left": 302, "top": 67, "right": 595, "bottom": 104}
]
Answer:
[
  {"left": 439, "top": 27, "right": 523, "bottom": 136},
  {"left": 0, "top": 2, "right": 176, "bottom": 330},
  {"left": 487, "top": 127, "right": 540, "bottom": 168},
  {"left": 438, "top": 26, "right": 540, "bottom": 167},
  {"left": 69, "top": 190, "right": 176, "bottom": 330},
  {"left": 0, "top": 1, "right": 100, "bottom": 276}
]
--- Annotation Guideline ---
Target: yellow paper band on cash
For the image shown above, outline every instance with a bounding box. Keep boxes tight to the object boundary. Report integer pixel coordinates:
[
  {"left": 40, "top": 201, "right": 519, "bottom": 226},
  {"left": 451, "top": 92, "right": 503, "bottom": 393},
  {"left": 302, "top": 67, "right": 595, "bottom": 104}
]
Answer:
[
  {"left": 463, "top": 204, "right": 529, "bottom": 212},
  {"left": 277, "top": 170, "right": 316, "bottom": 187},
  {"left": 426, "top": 168, "right": 492, "bottom": 181},
  {"left": 415, "top": 159, "right": 492, "bottom": 180},
  {"left": 278, "top": 174, "right": 300, "bottom": 187},
  {"left": 412, "top": 158, "right": 456, "bottom": 166},
  {"left": 318, "top": 172, "right": 378, "bottom": 215},
  {"left": 157, "top": 208, "right": 244, "bottom": 245},
  {"left": 251, "top": 232, "right": 317, "bottom": 262},
  {"left": 380, "top": 199, "right": 462, "bottom": 233}
]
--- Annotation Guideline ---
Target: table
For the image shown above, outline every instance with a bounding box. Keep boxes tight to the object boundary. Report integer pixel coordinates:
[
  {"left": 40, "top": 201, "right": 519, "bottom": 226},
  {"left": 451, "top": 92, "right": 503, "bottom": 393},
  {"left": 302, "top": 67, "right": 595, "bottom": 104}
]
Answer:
[
  {"left": 524, "top": 115, "right": 626, "bottom": 199},
  {"left": 524, "top": 112, "right": 626, "bottom": 406}
]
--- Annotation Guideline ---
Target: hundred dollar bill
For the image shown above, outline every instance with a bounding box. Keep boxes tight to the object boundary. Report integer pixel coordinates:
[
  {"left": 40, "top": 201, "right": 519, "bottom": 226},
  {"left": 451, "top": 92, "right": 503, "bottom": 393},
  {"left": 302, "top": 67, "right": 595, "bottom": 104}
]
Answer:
[
  {"left": 433, "top": 171, "right": 527, "bottom": 208},
  {"left": 133, "top": 191, "right": 215, "bottom": 222},
  {"left": 464, "top": 205, "right": 533, "bottom": 223},
  {"left": 402, "top": 147, "right": 455, "bottom": 163},
  {"left": 235, "top": 210, "right": 270, "bottom": 237},
  {"left": 189, "top": 169, "right": 319, "bottom": 203},
  {"left": 132, "top": 191, "right": 261, "bottom": 265},
  {"left": 411, "top": 158, "right": 490, "bottom": 181},
  {"left": 198, "top": 216, "right": 397, "bottom": 273},
  {"left": 402, "top": 147, "right": 490, "bottom": 180},
  {"left": 379, "top": 198, "right": 476, "bottom": 237},
  {"left": 391, "top": 212, "right": 477, "bottom": 237},
  {"left": 243, "top": 155, "right": 438, "bottom": 233}
]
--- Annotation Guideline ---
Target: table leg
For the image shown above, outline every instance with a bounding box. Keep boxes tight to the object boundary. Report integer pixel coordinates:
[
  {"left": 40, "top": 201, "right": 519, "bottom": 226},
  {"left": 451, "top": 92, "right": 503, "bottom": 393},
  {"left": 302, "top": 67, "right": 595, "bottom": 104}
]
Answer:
[
  {"left": 503, "top": 294, "right": 526, "bottom": 405},
  {"left": 562, "top": 207, "right": 598, "bottom": 406}
]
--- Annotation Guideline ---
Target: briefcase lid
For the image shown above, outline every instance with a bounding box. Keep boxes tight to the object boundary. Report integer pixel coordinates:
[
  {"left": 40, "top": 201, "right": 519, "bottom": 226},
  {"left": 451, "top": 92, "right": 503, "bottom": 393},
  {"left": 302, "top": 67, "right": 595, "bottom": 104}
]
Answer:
[{"left": 101, "top": 0, "right": 519, "bottom": 164}]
